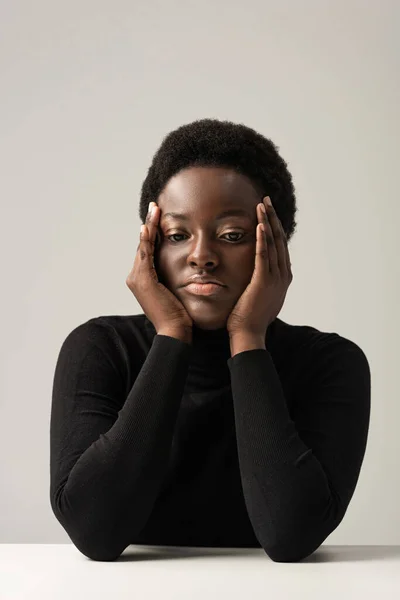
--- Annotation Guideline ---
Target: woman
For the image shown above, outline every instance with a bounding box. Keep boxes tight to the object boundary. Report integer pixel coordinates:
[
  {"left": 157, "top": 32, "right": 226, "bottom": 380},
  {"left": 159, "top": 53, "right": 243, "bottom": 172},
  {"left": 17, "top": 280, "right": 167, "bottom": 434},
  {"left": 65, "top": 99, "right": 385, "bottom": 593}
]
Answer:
[{"left": 50, "top": 118, "right": 371, "bottom": 563}]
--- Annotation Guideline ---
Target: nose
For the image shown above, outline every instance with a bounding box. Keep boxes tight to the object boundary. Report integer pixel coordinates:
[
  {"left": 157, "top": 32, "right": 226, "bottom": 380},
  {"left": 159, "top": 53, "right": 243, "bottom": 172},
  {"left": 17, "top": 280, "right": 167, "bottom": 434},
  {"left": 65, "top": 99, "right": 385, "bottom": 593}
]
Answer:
[{"left": 187, "top": 235, "right": 219, "bottom": 268}]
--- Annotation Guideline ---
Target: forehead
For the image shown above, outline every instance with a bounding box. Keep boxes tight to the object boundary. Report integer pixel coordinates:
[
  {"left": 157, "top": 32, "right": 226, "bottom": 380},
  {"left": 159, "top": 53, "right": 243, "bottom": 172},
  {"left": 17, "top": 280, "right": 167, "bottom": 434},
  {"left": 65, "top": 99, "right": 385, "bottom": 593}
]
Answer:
[{"left": 158, "top": 166, "right": 260, "bottom": 213}]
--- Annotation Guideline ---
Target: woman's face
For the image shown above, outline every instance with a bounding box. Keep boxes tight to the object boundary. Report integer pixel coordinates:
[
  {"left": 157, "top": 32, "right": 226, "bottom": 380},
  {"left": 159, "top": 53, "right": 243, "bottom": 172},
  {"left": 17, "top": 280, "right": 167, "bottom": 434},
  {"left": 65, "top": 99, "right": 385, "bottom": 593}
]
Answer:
[{"left": 154, "top": 166, "right": 262, "bottom": 331}]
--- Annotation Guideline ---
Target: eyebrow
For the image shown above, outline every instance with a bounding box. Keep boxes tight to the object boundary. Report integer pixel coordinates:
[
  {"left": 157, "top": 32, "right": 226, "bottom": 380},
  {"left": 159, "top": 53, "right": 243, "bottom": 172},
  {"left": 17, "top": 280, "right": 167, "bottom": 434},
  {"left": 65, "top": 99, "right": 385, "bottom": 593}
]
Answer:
[{"left": 162, "top": 208, "right": 252, "bottom": 221}]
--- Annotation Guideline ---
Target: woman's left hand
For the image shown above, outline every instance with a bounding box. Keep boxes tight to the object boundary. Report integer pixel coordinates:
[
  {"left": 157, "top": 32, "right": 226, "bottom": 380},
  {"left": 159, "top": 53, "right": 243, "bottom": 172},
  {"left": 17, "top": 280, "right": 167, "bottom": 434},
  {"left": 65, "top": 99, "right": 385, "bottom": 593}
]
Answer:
[{"left": 226, "top": 196, "right": 293, "bottom": 339}]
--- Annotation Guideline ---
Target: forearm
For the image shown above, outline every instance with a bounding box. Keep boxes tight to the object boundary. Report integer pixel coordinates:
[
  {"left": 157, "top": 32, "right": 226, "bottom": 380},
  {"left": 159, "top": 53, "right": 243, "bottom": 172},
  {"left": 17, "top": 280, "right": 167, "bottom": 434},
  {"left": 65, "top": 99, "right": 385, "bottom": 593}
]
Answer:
[
  {"left": 227, "top": 348, "right": 336, "bottom": 562},
  {"left": 50, "top": 334, "right": 191, "bottom": 561}
]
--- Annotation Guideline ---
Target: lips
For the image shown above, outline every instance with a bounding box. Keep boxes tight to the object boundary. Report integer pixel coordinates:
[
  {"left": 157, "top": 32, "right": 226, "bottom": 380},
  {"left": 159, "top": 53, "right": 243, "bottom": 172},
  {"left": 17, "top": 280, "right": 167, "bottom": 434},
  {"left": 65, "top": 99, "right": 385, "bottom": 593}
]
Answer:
[
  {"left": 183, "top": 277, "right": 225, "bottom": 287},
  {"left": 183, "top": 282, "right": 226, "bottom": 296}
]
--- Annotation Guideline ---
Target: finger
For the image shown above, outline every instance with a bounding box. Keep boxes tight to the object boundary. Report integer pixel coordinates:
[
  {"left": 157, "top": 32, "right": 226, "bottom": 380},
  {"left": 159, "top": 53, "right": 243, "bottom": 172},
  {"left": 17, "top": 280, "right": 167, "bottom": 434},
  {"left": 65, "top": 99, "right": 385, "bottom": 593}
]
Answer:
[
  {"left": 264, "top": 197, "right": 288, "bottom": 274},
  {"left": 149, "top": 203, "right": 162, "bottom": 249},
  {"left": 260, "top": 199, "right": 278, "bottom": 274},
  {"left": 280, "top": 223, "right": 291, "bottom": 276},
  {"left": 268, "top": 206, "right": 286, "bottom": 274},
  {"left": 256, "top": 222, "right": 269, "bottom": 278},
  {"left": 140, "top": 223, "right": 147, "bottom": 240},
  {"left": 140, "top": 221, "right": 156, "bottom": 273},
  {"left": 129, "top": 220, "right": 154, "bottom": 287},
  {"left": 273, "top": 211, "right": 291, "bottom": 275},
  {"left": 256, "top": 203, "right": 269, "bottom": 273},
  {"left": 145, "top": 202, "right": 160, "bottom": 267},
  {"left": 146, "top": 202, "right": 157, "bottom": 245}
]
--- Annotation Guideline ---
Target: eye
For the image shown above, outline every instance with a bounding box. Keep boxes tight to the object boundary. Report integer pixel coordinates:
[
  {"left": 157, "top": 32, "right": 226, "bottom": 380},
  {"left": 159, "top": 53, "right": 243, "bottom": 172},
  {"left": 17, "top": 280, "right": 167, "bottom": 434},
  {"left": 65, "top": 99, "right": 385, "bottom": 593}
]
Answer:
[{"left": 166, "top": 232, "right": 245, "bottom": 243}]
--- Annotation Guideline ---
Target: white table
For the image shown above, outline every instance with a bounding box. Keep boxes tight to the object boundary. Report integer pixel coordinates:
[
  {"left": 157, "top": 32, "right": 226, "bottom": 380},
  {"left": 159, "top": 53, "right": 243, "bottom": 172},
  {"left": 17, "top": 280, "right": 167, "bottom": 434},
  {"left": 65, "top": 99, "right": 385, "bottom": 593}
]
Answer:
[{"left": 1, "top": 544, "right": 399, "bottom": 599}]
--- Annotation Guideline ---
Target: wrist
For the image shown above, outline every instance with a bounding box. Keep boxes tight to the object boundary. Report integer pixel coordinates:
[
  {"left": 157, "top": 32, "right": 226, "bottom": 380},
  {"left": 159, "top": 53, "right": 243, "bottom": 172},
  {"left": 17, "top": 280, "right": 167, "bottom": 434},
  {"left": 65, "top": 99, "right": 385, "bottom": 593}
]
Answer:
[
  {"left": 157, "top": 329, "right": 192, "bottom": 344},
  {"left": 229, "top": 331, "right": 266, "bottom": 356}
]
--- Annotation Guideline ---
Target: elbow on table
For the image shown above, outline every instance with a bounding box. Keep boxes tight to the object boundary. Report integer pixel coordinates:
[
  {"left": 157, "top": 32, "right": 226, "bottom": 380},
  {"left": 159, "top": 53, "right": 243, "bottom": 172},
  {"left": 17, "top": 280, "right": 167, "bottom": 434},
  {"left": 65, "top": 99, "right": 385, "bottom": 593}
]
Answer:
[
  {"left": 260, "top": 507, "right": 345, "bottom": 562},
  {"left": 51, "top": 505, "right": 127, "bottom": 561},
  {"left": 50, "top": 491, "right": 132, "bottom": 561},
  {"left": 71, "top": 536, "right": 127, "bottom": 562},
  {"left": 264, "top": 537, "right": 325, "bottom": 563},
  {"left": 80, "top": 546, "right": 124, "bottom": 562},
  {"left": 267, "top": 547, "right": 317, "bottom": 563}
]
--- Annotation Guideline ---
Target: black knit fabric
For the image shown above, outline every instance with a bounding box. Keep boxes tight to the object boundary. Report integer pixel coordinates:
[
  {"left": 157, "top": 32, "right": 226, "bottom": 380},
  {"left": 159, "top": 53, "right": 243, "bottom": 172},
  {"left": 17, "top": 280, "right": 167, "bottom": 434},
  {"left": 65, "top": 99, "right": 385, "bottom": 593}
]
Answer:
[{"left": 49, "top": 314, "right": 371, "bottom": 562}]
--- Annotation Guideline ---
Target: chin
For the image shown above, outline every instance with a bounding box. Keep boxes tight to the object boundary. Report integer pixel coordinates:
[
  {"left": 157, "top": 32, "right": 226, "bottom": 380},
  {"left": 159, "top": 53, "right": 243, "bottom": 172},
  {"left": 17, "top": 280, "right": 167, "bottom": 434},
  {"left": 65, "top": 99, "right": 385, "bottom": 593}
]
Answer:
[{"left": 191, "top": 312, "right": 229, "bottom": 330}]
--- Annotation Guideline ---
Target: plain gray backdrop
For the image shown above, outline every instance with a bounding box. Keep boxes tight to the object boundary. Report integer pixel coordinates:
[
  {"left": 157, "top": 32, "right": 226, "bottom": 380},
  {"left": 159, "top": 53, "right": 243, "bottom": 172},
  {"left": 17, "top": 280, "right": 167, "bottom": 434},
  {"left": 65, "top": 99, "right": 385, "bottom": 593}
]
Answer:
[{"left": 1, "top": 0, "right": 398, "bottom": 544}]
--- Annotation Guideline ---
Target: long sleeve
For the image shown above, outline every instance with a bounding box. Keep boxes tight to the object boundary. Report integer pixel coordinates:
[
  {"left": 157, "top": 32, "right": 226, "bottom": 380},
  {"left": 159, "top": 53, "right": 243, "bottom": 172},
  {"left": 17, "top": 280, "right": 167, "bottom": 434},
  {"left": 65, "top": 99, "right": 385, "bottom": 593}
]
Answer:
[
  {"left": 227, "top": 334, "right": 371, "bottom": 562},
  {"left": 50, "top": 320, "right": 191, "bottom": 561}
]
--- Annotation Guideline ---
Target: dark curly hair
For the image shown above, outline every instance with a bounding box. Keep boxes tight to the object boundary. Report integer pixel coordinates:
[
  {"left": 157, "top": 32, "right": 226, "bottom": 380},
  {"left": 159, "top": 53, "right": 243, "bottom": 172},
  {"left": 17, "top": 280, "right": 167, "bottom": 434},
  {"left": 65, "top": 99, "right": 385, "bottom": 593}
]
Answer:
[{"left": 139, "top": 118, "right": 298, "bottom": 242}]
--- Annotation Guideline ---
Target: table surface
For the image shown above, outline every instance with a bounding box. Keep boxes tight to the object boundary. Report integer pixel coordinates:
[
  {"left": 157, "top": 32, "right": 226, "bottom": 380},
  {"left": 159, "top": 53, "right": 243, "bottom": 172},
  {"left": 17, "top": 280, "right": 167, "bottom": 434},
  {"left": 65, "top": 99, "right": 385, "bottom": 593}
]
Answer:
[{"left": 1, "top": 544, "right": 400, "bottom": 599}]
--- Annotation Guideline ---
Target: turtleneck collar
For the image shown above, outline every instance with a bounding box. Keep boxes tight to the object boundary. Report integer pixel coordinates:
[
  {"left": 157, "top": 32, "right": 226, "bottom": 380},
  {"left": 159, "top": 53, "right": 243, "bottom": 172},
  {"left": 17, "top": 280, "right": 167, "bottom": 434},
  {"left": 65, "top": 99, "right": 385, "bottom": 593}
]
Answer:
[
  {"left": 189, "top": 320, "right": 231, "bottom": 366},
  {"left": 191, "top": 322, "right": 231, "bottom": 346},
  {"left": 143, "top": 315, "right": 276, "bottom": 354},
  {"left": 143, "top": 314, "right": 277, "bottom": 395}
]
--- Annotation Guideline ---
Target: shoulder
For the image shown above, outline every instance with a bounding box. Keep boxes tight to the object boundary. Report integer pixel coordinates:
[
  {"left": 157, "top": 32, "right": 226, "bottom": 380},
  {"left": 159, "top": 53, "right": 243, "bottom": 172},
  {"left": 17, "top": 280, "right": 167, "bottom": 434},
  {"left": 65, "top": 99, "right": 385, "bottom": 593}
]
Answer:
[
  {"left": 59, "top": 315, "right": 120, "bottom": 350},
  {"left": 274, "top": 317, "right": 368, "bottom": 360},
  {"left": 55, "top": 314, "right": 150, "bottom": 397},
  {"left": 57, "top": 313, "right": 151, "bottom": 365},
  {"left": 61, "top": 313, "right": 148, "bottom": 342},
  {"left": 272, "top": 318, "right": 371, "bottom": 389}
]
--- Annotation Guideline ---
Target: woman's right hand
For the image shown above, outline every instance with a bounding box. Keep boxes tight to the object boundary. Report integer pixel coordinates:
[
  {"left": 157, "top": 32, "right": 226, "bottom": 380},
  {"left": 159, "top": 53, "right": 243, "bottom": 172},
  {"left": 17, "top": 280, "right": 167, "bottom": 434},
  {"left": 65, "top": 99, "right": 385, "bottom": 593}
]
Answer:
[{"left": 126, "top": 202, "right": 193, "bottom": 340}]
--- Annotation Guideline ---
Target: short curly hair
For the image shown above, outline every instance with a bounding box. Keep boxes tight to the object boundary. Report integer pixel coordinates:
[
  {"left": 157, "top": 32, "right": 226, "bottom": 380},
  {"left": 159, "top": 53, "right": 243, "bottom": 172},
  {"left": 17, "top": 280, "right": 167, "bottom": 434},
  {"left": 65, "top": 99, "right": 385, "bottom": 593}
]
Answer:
[{"left": 139, "top": 118, "right": 298, "bottom": 242}]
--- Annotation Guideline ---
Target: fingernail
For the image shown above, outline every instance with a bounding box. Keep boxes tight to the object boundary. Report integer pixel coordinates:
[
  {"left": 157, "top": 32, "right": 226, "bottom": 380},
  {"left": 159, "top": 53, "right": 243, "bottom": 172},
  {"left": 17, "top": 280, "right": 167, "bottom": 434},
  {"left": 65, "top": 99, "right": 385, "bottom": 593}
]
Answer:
[
  {"left": 265, "top": 196, "right": 272, "bottom": 206},
  {"left": 148, "top": 201, "right": 154, "bottom": 215},
  {"left": 260, "top": 203, "right": 266, "bottom": 213}
]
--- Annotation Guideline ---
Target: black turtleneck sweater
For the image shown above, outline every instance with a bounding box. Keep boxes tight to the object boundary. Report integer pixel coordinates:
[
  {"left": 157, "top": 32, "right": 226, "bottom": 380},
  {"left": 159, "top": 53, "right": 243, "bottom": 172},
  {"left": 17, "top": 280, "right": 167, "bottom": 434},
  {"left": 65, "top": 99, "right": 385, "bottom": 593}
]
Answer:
[{"left": 49, "top": 314, "right": 371, "bottom": 562}]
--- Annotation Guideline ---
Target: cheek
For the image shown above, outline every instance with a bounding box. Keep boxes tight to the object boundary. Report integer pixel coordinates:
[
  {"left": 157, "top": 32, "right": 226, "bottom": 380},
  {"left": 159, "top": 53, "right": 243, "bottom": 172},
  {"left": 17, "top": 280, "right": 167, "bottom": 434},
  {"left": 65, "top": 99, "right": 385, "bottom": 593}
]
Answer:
[
  {"left": 236, "top": 250, "right": 257, "bottom": 285},
  {"left": 153, "top": 248, "right": 161, "bottom": 272},
  {"left": 153, "top": 243, "right": 168, "bottom": 283}
]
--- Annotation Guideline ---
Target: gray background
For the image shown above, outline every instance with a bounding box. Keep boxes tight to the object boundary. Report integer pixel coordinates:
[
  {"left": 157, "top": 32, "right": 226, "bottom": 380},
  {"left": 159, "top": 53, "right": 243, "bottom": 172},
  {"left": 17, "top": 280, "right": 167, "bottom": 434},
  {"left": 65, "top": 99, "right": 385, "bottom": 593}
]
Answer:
[{"left": 1, "top": 0, "right": 398, "bottom": 544}]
